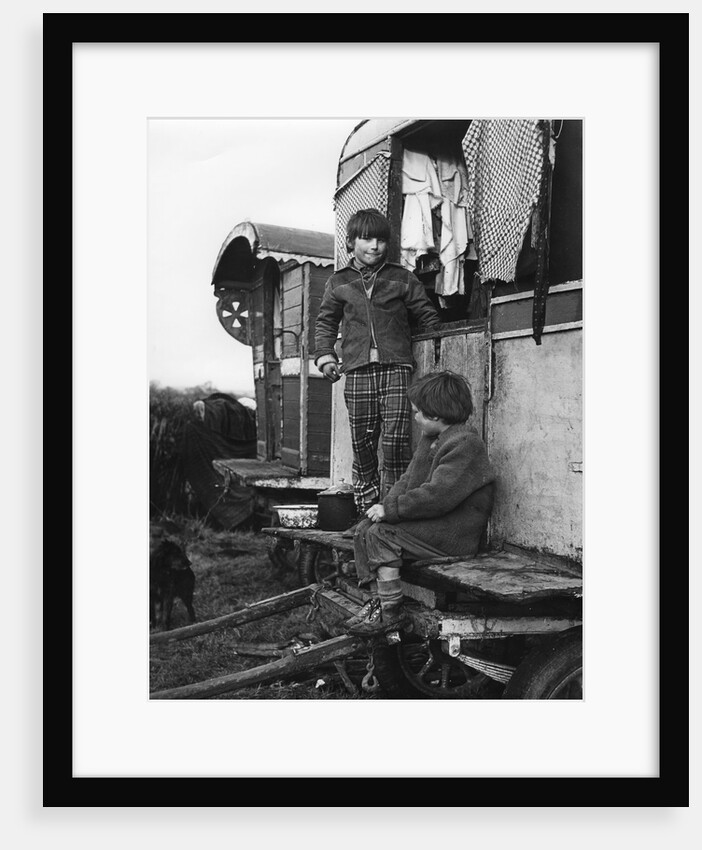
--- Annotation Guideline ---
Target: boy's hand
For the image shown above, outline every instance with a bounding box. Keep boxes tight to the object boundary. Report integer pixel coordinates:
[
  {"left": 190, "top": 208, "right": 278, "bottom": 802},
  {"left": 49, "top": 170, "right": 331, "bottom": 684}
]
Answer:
[
  {"left": 322, "top": 362, "right": 341, "bottom": 382},
  {"left": 366, "top": 504, "right": 385, "bottom": 523}
]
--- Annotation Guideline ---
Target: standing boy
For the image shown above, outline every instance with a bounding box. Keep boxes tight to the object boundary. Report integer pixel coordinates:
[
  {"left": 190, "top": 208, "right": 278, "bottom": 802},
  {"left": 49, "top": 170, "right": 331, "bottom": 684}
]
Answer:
[
  {"left": 313, "top": 208, "right": 441, "bottom": 520},
  {"left": 346, "top": 371, "right": 495, "bottom": 636}
]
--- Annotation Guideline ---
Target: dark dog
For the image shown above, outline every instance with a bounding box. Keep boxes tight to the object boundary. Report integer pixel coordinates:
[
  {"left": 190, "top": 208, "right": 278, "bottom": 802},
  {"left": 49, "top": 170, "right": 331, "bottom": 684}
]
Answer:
[{"left": 150, "top": 539, "right": 196, "bottom": 629}]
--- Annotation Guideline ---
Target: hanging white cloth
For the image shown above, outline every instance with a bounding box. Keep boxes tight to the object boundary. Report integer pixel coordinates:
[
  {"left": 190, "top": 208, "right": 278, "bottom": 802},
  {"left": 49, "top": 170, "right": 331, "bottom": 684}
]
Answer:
[
  {"left": 434, "top": 156, "right": 471, "bottom": 296},
  {"left": 400, "top": 150, "right": 442, "bottom": 270}
]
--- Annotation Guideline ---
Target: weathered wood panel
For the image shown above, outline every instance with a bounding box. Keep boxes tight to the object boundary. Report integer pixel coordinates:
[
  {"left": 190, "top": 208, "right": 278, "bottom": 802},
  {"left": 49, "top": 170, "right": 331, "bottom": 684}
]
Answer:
[
  {"left": 402, "top": 552, "right": 582, "bottom": 603},
  {"left": 308, "top": 263, "right": 331, "bottom": 291},
  {"left": 307, "top": 454, "right": 331, "bottom": 475},
  {"left": 437, "top": 331, "right": 486, "bottom": 437},
  {"left": 309, "top": 413, "right": 332, "bottom": 438},
  {"left": 283, "top": 281, "right": 303, "bottom": 307},
  {"left": 280, "top": 446, "right": 300, "bottom": 469},
  {"left": 488, "top": 330, "right": 582, "bottom": 562},
  {"left": 411, "top": 329, "right": 486, "bottom": 444},
  {"left": 212, "top": 458, "right": 329, "bottom": 490},
  {"left": 436, "top": 615, "right": 582, "bottom": 638},
  {"left": 284, "top": 416, "right": 301, "bottom": 443},
  {"left": 306, "top": 264, "right": 333, "bottom": 350},
  {"left": 282, "top": 266, "right": 304, "bottom": 358},
  {"left": 284, "top": 303, "right": 302, "bottom": 331},
  {"left": 261, "top": 527, "right": 355, "bottom": 553},
  {"left": 254, "top": 379, "right": 267, "bottom": 460},
  {"left": 492, "top": 288, "right": 582, "bottom": 336},
  {"left": 330, "top": 375, "right": 353, "bottom": 484},
  {"left": 308, "top": 425, "right": 331, "bottom": 440},
  {"left": 282, "top": 377, "right": 300, "bottom": 451},
  {"left": 308, "top": 376, "right": 332, "bottom": 406}
]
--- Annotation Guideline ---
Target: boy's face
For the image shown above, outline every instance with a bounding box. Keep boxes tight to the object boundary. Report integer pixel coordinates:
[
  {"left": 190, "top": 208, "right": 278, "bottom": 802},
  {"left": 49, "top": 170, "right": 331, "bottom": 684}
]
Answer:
[
  {"left": 411, "top": 404, "right": 445, "bottom": 438},
  {"left": 351, "top": 235, "right": 388, "bottom": 268}
]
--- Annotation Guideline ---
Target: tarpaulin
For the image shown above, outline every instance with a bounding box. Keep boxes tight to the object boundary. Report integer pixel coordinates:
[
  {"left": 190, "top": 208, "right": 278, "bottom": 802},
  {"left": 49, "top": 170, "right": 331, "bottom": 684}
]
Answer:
[{"left": 180, "top": 394, "right": 257, "bottom": 529}]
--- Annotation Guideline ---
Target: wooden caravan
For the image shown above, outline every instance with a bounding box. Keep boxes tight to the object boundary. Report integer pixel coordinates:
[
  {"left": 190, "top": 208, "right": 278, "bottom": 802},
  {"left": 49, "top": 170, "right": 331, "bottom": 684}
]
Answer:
[
  {"left": 331, "top": 118, "right": 583, "bottom": 565},
  {"left": 211, "top": 222, "right": 336, "bottom": 524}
]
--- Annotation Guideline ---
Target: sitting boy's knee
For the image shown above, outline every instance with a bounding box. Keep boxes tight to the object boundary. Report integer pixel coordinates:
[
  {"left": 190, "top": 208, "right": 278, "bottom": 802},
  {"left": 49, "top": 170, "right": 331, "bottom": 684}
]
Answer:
[
  {"left": 353, "top": 517, "right": 374, "bottom": 541},
  {"left": 363, "top": 522, "right": 386, "bottom": 542}
]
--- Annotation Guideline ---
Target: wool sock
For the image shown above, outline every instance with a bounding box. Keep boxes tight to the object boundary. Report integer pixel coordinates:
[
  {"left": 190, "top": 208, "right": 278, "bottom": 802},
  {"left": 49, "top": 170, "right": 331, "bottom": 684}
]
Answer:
[{"left": 377, "top": 577, "right": 404, "bottom": 617}]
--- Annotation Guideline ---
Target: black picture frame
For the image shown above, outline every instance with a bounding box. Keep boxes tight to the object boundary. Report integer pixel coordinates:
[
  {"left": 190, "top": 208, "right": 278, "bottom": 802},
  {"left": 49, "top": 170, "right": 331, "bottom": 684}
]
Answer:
[{"left": 56, "top": 12, "right": 687, "bottom": 806}]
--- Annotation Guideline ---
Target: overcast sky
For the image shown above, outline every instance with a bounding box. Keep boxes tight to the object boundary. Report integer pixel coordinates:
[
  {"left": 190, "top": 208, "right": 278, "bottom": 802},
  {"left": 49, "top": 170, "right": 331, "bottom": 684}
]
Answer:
[{"left": 147, "top": 118, "right": 360, "bottom": 397}]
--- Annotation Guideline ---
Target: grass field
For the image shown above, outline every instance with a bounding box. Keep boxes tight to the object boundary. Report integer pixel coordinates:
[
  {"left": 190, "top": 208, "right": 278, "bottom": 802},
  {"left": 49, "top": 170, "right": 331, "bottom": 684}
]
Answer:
[{"left": 149, "top": 516, "right": 381, "bottom": 700}]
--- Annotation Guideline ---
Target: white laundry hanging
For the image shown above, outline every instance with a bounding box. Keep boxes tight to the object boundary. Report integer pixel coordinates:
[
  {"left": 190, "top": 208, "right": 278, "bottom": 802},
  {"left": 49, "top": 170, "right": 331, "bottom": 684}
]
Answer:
[
  {"left": 400, "top": 150, "right": 442, "bottom": 270},
  {"left": 434, "top": 156, "right": 471, "bottom": 297}
]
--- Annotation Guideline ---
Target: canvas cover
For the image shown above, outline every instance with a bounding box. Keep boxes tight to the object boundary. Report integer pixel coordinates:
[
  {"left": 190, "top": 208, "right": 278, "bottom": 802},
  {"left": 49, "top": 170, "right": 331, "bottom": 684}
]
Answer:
[{"left": 180, "top": 394, "right": 257, "bottom": 529}]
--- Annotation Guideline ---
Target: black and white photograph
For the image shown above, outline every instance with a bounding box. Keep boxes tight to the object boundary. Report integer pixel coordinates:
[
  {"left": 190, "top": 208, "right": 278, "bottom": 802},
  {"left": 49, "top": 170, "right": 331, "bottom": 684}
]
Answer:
[
  {"left": 48, "top": 10, "right": 692, "bottom": 812},
  {"left": 147, "top": 116, "right": 585, "bottom": 703}
]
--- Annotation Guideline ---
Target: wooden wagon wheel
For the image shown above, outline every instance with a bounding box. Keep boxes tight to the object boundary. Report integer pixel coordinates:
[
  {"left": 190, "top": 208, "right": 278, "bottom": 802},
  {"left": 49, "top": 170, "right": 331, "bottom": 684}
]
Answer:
[
  {"left": 216, "top": 290, "right": 251, "bottom": 344},
  {"left": 373, "top": 637, "right": 505, "bottom": 700},
  {"left": 297, "top": 544, "right": 339, "bottom": 587},
  {"left": 267, "top": 538, "right": 296, "bottom": 575}
]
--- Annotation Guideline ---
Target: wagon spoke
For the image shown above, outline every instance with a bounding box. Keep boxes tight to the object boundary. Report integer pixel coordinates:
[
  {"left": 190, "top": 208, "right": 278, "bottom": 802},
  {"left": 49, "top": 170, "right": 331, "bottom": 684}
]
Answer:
[{"left": 417, "top": 657, "right": 434, "bottom": 680}]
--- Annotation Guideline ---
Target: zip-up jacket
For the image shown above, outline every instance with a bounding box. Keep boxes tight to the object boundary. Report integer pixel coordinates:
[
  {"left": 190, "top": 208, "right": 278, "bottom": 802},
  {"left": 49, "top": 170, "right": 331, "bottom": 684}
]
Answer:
[{"left": 312, "top": 262, "right": 441, "bottom": 373}]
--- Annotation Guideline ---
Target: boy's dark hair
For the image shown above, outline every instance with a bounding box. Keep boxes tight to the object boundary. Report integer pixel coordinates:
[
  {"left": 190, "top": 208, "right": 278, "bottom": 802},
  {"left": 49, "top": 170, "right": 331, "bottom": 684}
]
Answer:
[
  {"left": 345, "top": 208, "right": 391, "bottom": 247},
  {"left": 407, "top": 371, "right": 473, "bottom": 424}
]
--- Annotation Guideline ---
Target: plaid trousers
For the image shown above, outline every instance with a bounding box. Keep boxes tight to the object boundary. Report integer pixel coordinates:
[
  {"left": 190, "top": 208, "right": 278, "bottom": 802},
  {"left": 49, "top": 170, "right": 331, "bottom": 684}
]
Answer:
[{"left": 343, "top": 363, "right": 413, "bottom": 512}]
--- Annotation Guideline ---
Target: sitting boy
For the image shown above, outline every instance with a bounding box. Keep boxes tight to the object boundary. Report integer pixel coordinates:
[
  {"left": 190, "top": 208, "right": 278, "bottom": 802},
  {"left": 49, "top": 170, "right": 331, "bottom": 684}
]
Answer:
[{"left": 346, "top": 370, "right": 495, "bottom": 636}]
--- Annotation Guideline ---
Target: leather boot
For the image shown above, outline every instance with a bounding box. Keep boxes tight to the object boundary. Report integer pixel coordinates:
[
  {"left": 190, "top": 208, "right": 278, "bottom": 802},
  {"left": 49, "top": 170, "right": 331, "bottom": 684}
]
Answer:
[
  {"left": 343, "top": 597, "right": 381, "bottom": 629},
  {"left": 347, "top": 600, "right": 408, "bottom": 636}
]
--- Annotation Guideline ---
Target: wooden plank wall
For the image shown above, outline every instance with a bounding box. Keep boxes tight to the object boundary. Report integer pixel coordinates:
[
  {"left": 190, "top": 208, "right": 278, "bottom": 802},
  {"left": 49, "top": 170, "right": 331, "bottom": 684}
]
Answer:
[
  {"left": 254, "top": 379, "right": 267, "bottom": 460},
  {"left": 282, "top": 265, "right": 304, "bottom": 359},
  {"left": 492, "top": 288, "right": 582, "bottom": 337},
  {"left": 281, "top": 376, "right": 300, "bottom": 451},
  {"left": 411, "top": 330, "right": 487, "bottom": 446},
  {"left": 307, "top": 378, "right": 332, "bottom": 474},
  {"left": 307, "top": 263, "right": 333, "bottom": 352},
  {"left": 251, "top": 282, "right": 265, "bottom": 367}
]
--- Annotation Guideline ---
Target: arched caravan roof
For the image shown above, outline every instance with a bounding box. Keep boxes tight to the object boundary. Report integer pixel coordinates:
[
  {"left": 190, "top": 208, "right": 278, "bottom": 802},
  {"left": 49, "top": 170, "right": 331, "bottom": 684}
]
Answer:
[
  {"left": 338, "top": 119, "right": 416, "bottom": 163},
  {"left": 211, "top": 221, "right": 335, "bottom": 288},
  {"left": 336, "top": 118, "right": 473, "bottom": 190}
]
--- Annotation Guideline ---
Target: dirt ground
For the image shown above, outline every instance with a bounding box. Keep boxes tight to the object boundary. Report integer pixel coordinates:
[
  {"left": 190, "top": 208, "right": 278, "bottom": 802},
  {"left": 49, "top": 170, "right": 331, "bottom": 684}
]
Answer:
[{"left": 149, "top": 517, "right": 382, "bottom": 700}]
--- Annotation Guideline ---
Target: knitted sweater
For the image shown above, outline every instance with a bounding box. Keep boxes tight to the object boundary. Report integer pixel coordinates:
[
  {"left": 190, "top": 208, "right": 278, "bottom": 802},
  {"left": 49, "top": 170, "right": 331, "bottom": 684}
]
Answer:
[{"left": 382, "top": 421, "right": 495, "bottom": 557}]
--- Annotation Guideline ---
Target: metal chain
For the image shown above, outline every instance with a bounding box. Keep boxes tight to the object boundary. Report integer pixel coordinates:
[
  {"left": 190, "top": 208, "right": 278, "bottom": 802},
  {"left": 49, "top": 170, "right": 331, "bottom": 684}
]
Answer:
[{"left": 361, "top": 649, "right": 380, "bottom": 694}]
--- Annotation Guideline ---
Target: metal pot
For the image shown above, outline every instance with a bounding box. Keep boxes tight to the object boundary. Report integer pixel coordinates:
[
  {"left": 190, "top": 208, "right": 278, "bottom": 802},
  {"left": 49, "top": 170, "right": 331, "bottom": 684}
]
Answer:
[{"left": 317, "top": 486, "right": 357, "bottom": 532}]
